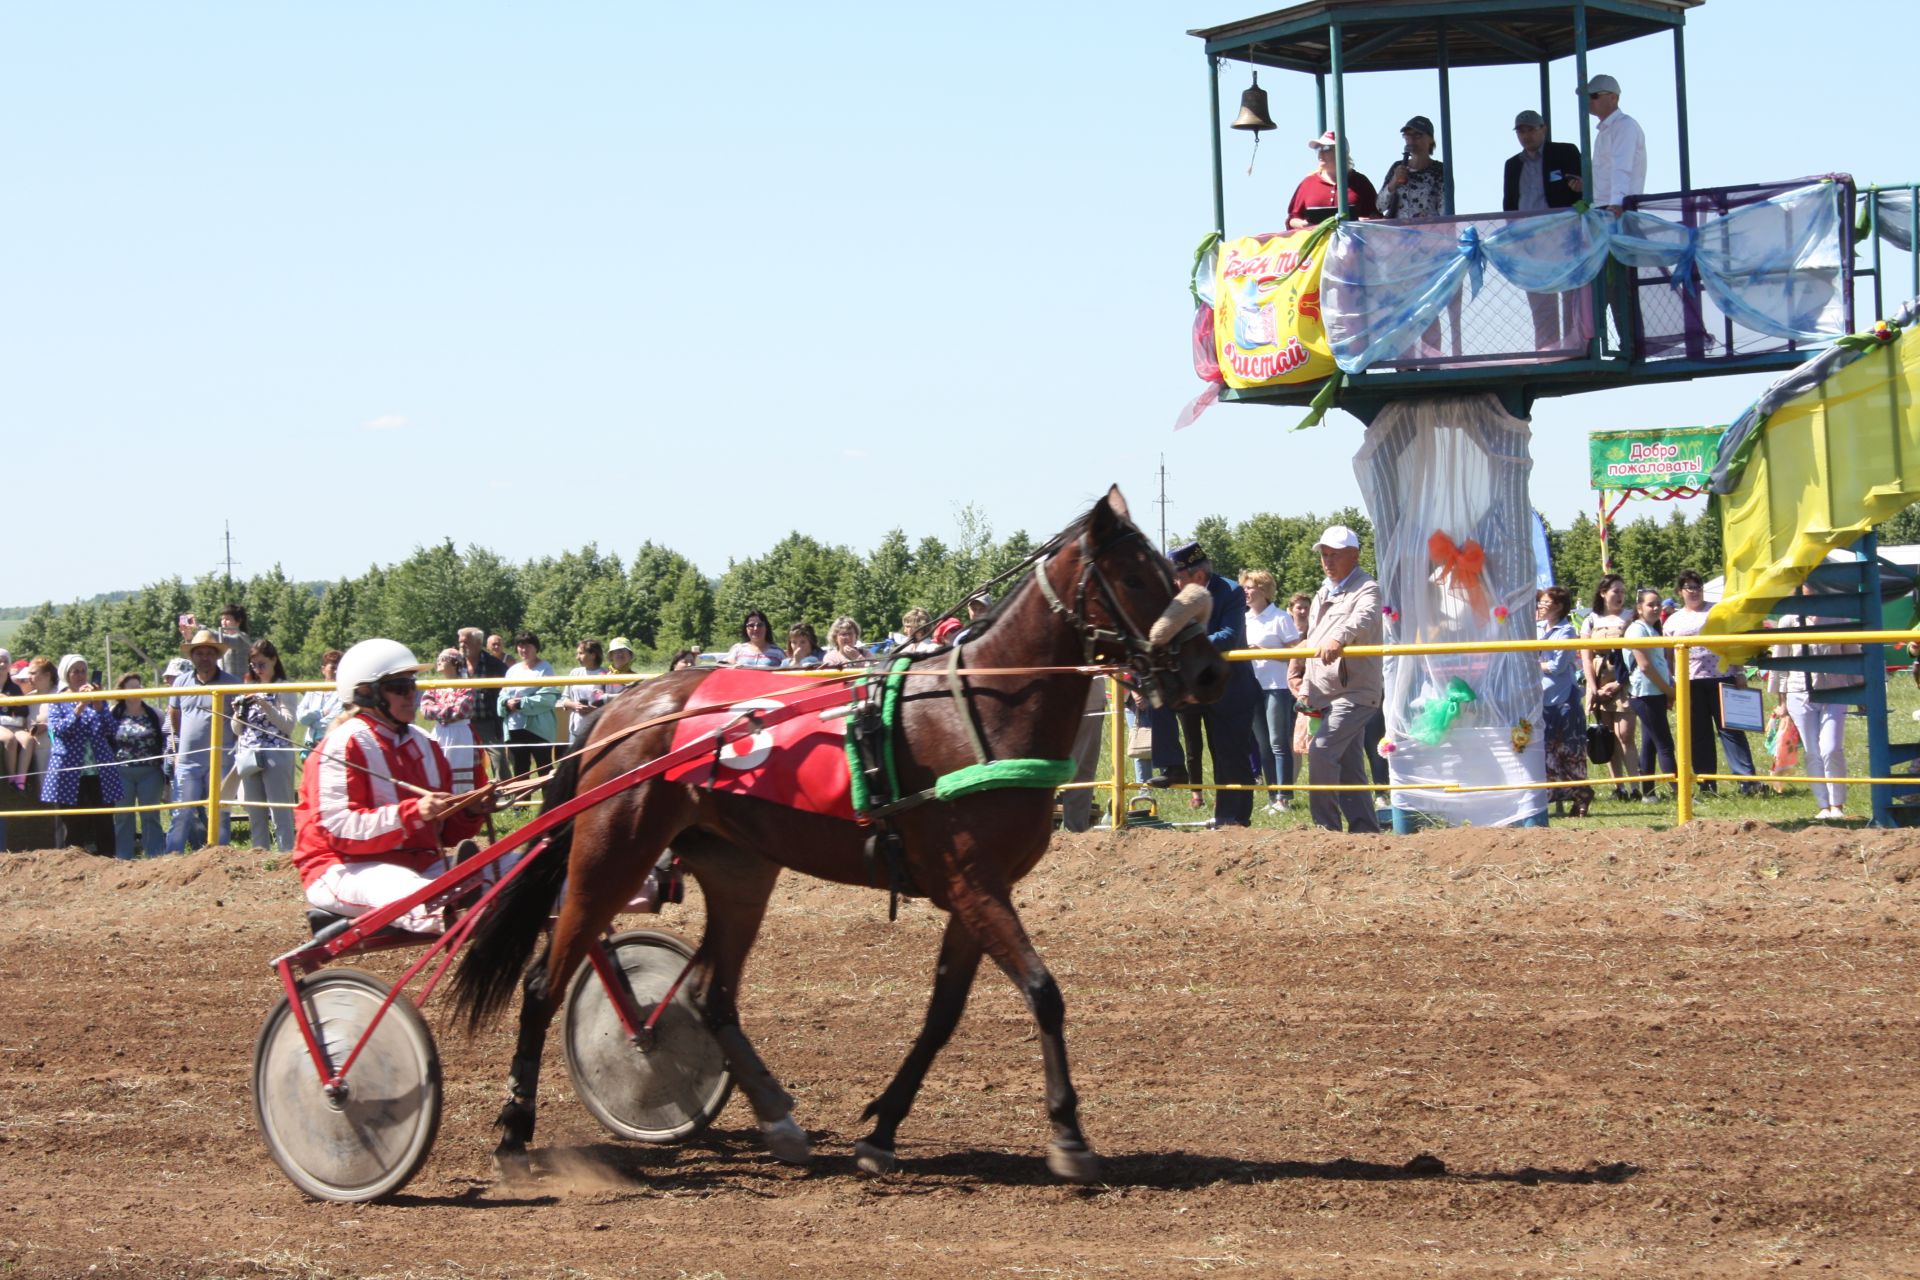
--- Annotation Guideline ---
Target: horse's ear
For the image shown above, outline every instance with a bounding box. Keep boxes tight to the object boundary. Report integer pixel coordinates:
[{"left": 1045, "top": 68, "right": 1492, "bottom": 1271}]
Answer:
[{"left": 1093, "top": 486, "right": 1130, "bottom": 534}]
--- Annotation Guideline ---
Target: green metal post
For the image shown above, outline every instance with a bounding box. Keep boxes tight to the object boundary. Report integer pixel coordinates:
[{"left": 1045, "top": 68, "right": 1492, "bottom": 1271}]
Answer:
[
  {"left": 1208, "top": 55, "right": 1226, "bottom": 237},
  {"left": 1573, "top": 0, "right": 1603, "bottom": 361},
  {"left": 1329, "top": 25, "right": 1349, "bottom": 217},
  {"left": 1314, "top": 72, "right": 1326, "bottom": 134},
  {"left": 1437, "top": 21, "right": 1456, "bottom": 214},
  {"left": 1856, "top": 533, "right": 1895, "bottom": 827},
  {"left": 1868, "top": 187, "right": 1884, "bottom": 333},
  {"left": 1673, "top": 26, "right": 1692, "bottom": 190},
  {"left": 1538, "top": 59, "right": 1552, "bottom": 137}
]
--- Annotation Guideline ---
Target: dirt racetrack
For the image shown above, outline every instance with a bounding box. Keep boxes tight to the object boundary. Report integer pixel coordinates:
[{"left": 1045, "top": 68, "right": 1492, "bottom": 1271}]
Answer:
[{"left": 3, "top": 821, "right": 1917, "bottom": 1279}]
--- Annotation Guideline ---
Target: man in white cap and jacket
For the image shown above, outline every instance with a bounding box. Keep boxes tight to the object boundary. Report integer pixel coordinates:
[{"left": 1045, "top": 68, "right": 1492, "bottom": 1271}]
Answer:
[{"left": 1288, "top": 525, "right": 1383, "bottom": 833}]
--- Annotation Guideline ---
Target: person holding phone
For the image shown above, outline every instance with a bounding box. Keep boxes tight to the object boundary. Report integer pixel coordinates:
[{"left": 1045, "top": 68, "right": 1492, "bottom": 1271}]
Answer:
[
  {"left": 43, "top": 654, "right": 122, "bottom": 853},
  {"left": 230, "top": 639, "right": 297, "bottom": 851}
]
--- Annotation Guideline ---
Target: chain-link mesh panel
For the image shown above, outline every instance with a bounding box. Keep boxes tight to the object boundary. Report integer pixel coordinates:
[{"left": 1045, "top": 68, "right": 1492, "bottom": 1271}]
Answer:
[
  {"left": 1366, "top": 211, "right": 1597, "bottom": 373},
  {"left": 1628, "top": 178, "right": 1855, "bottom": 363}
]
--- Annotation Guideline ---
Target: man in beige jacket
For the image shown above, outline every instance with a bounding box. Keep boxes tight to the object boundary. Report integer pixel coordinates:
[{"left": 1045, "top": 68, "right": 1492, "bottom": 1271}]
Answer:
[{"left": 1288, "top": 525, "right": 1384, "bottom": 832}]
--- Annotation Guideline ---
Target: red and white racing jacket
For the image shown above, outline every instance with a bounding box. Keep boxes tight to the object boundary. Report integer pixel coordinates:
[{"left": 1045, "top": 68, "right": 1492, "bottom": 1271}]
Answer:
[{"left": 292, "top": 713, "right": 486, "bottom": 890}]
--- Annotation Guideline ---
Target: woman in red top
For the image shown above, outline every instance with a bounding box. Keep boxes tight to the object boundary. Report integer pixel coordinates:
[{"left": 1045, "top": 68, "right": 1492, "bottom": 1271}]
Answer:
[
  {"left": 293, "top": 638, "right": 487, "bottom": 934},
  {"left": 1288, "top": 130, "right": 1379, "bottom": 228}
]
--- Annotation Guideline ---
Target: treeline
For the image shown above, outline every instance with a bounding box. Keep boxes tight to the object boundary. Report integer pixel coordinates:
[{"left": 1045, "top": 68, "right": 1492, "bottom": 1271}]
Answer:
[
  {"left": 14, "top": 500, "right": 1886, "bottom": 682},
  {"left": 6, "top": 507, "right": 1038, "bottom": 680}
]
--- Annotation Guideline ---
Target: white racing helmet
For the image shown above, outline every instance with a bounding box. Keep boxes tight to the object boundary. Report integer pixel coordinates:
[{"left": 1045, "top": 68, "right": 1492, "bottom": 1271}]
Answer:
[{"left": 336, "top": 638, "right": 428, "bottom": 707}]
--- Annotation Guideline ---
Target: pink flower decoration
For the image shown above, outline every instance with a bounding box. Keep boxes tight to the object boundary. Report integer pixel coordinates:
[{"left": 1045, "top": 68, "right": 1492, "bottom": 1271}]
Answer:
[
  {"left": 1493, "top": 605, "right": 1510, "bottom": 622},
  {"left": 1377, "top": 739, "right": 1395, "bottom": 755}
]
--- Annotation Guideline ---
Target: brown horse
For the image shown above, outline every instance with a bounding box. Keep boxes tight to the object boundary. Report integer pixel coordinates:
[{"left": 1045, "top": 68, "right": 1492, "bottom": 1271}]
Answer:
[{"left": 451, "top": 487, "right": 1226, "bottom": 1182}]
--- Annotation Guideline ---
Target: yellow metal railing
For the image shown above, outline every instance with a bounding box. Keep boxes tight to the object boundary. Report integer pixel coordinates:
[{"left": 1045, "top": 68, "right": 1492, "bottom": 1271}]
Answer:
[
  {"left": 0, "top": 672, "right": 657, "bottom": 836},
  {"left": 3, "top": 630, "right": 1914, "bottom": 843},
  {"left": 1101, "top": 628, "right": 1920, "bottom": 830}
]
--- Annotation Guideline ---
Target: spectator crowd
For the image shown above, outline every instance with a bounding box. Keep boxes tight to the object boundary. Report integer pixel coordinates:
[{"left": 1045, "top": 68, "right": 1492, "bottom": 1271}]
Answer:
[
  {"left": 0, "top": 597, "right": 963, "bottom": 859},
  {"left": 0, "top": 515, "right": 1892, "bottom": 857}
]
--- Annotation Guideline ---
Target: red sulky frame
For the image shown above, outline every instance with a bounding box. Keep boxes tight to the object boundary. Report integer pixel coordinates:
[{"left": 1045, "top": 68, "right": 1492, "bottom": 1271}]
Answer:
[{"left": 268, "top": 682, "right": 861, "bottom": 1097}]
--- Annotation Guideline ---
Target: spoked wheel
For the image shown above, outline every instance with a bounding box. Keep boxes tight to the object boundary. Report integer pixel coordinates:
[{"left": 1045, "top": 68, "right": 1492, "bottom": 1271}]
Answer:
[
  {"left": 253, "top": 968, "right": 442, "bottom": 1202},
  {"left": 562, "top": 929, "right": 733, "bottom": 1144}
]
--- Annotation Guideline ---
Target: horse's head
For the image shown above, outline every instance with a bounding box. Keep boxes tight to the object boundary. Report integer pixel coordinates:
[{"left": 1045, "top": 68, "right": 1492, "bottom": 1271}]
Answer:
[{"left": 1045, "top": 486, "right": 1230, "bottom": 709}]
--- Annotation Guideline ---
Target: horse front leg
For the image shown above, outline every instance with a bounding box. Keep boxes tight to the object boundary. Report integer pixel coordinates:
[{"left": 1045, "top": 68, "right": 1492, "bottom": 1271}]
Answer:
[
  {"left": 855, "top": 914, "right": 984, "bottom": 1175},
  {"left": 951, "top": 881, "right": 1100, "bottom": 1185}
]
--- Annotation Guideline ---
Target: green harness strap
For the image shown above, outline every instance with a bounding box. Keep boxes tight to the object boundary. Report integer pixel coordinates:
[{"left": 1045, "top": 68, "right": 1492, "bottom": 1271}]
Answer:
[
  {"left": 933, "top": 757, "right": 1077, "bottom": 802},
  {"left": 843, "top": 657, "right": 1073, "bottom": 814}
]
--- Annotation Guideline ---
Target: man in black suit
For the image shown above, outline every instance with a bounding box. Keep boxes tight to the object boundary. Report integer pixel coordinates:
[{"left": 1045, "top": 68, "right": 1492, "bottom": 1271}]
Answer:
[{"left": 1503, "top": 110, "right": 1590, "bottom": 352}]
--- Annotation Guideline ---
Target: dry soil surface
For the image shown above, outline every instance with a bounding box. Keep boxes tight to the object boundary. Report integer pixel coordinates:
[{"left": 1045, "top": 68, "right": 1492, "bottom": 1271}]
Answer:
[{"left": 2, "top": 821, "right": 1917, "bottom": 1279}]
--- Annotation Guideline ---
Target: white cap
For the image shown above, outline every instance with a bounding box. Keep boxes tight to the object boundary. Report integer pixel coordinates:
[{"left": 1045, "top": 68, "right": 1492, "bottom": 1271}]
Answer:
[
  {"left": 1314, "top": 524, "right": 1361, "bottom": 551},
  {"left": 335, "top": 638, "right": 427, "bottom": 702}
]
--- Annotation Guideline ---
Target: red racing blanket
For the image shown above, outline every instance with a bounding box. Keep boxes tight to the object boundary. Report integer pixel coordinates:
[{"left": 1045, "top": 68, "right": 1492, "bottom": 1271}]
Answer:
[{"left": 660, "top": 669, "right": 858, "bottom": 821}]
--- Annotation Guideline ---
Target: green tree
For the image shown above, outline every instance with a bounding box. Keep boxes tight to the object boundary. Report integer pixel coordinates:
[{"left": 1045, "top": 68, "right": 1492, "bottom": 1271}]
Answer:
[
  {"left": 382, "top": 541, "right": 478, "bottom": 657},
  {"left": 299, "top": 578, "right": 361, "bottom": 673},
  {"left": 656, "top": 562, "right": 716, "bottom": 653},
  {"left": 845, "top": 529, "right": 913, "bottom": 640},
  {"left": 521, "top": 544, "right": 625, "bottom": 646},
  {"left": 458, "top": 546, "right": 524, "bottom": 639},
  {"left": 1185, "top": 515, "right": 1237, "bottom": 579},
  {"left": 1550, "top": 512, "right": 1605, "bottom": 601},
  {"left": 627, "top": 543, "right": 703, "bottom": 650}
]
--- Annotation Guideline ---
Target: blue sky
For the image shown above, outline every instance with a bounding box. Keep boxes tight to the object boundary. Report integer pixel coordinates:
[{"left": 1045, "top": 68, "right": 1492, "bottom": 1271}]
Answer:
[{"left": 4, "top": 2, "right": 1912, "bottom": 603}]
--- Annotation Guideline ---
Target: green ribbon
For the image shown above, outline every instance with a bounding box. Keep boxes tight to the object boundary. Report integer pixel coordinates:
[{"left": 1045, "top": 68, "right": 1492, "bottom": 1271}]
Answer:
[
  {"left": 1409, "top": 677, "right": 1476, "bottom": 746},
  {"left": 1293, "top": 368, "right": 1346, "bottom": 430}
]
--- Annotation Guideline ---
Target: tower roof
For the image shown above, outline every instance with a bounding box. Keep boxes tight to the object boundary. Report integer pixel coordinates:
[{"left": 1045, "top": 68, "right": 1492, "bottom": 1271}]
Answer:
[{"left": 1190, "top": 0, "right": 1704, "bottom": 74}]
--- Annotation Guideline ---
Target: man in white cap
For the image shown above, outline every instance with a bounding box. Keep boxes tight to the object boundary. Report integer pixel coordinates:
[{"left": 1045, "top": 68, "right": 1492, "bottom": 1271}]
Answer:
[
  {"left": 1581, "top": 74, "right": 1645, "bottom": 215},
  {"left": 1288, "top": 525, "right": 1383, "bottom": 833}
]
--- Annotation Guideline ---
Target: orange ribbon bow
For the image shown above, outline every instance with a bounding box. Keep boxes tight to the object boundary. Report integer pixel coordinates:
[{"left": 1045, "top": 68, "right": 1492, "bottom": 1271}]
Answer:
[{"left": 1428, "top": 531, "right": 1491, "bottom": 625}]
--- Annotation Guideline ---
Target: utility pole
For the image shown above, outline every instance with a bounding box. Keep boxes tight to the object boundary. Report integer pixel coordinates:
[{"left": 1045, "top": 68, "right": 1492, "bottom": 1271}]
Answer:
[
  {"left": 223, "top": 521, "right": 236, "bottom": 592},
  {"left": 1154, "top": 455, "right": 1171, "bottom": 553}
]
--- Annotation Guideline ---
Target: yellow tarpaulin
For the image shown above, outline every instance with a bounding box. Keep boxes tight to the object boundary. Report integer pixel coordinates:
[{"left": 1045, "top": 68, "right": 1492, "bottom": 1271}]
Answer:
[{"left": 1707, "top": 325, "right": 1920, "bottom": 659}]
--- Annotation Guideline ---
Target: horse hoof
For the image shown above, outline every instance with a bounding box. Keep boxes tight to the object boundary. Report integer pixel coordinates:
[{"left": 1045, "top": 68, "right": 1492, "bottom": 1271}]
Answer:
[
  {"left": 1046, "top": 1141, "right": 1102, "bottom": 1185},
  {"left": 493, "top": 1147, "right": 533, "bottom": 1184},
  {"left": 761, "top": 1114, "right": 813, "bottom": 1166},
  {"left": 853, "top": 1139, "right": 897, "bottom": 1177}
]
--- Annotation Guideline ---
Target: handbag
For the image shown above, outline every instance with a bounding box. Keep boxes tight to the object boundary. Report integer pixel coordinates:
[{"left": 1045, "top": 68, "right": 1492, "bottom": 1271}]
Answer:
[
  {"left": 1125, "top": 724, "right": 1153, "bottom": 760},
  {"left": 233, "top": 746, "right": 265, "bottom": 779},
  {"left": 1585, "top": 724, "right": 1614, "bottom": 766},
  {"left": 1291, "top": 709, "right": 1318, "bottom": 757}
]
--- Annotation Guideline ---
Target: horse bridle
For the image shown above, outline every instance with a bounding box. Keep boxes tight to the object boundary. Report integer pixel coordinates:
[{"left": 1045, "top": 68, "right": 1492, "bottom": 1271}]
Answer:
[{"left": 1030, "top": 523, "right": 1205, "bottom": 703}]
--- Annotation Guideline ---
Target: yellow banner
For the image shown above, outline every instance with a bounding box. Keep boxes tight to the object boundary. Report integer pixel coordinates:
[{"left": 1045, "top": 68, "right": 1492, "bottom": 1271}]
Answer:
[{"left": 1214, "top": 229, "right": 1336, "bottom": 388}]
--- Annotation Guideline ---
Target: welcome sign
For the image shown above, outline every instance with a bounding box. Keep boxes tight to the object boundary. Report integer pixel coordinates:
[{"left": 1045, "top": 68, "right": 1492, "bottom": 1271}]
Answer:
[
  {"left": 1213, "top": 229, "right": 1337, "bottom": 389},
  {"left": 1589, "top": 426, "right": 1723, "bottom": 490}
]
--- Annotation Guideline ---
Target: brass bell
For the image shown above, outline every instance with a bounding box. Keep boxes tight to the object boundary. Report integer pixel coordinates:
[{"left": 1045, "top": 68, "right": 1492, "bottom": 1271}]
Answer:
[{"left": 1231, "top": 72, "right": 1275, "bottom": 133}]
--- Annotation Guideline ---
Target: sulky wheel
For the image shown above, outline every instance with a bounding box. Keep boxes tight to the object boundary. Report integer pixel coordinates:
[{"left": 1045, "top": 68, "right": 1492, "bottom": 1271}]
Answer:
[
  {"left": 252, "top": 968, "right": 442, "bottom": 1202},
  {"left": 562, "top": 929, "right": 733, "bottom": 1144}
]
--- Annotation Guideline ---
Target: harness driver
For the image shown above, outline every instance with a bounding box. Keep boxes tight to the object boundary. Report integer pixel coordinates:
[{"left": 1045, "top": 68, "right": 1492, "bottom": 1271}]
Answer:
[{"left": 293, "top": 638, "right": 489, "bottom": 934}]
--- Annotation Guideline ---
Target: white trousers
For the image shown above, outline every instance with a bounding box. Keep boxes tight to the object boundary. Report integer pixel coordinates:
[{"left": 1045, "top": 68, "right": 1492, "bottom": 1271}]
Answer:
[
  {"left": 307, "top": 858, "right": 453, "bottom": 934},
  {"left": 1786, "top": 693, "right": 1848, "bottom": 811}
]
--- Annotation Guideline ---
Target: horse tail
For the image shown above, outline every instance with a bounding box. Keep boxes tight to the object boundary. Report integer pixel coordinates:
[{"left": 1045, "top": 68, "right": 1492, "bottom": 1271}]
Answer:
[{"left": 449, "top": 746, "right": 583, "bottom": 1033}]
